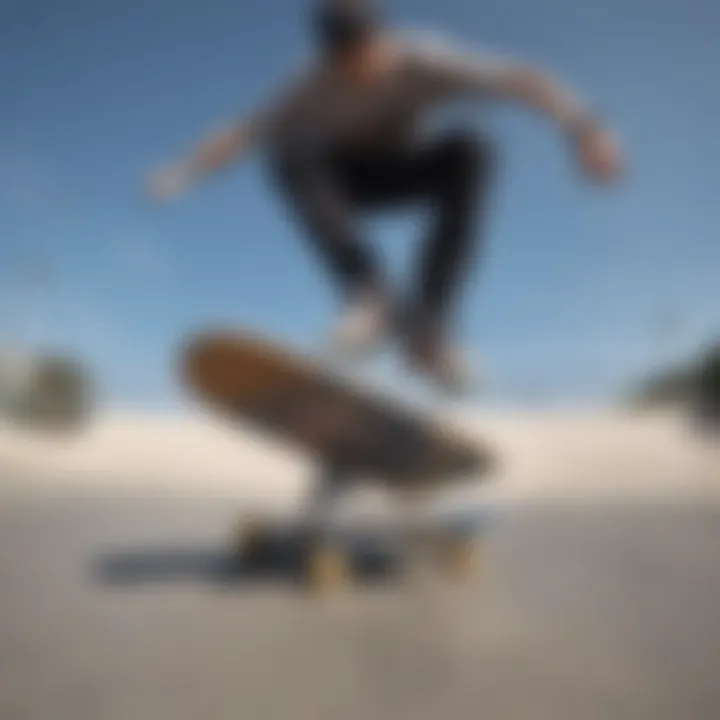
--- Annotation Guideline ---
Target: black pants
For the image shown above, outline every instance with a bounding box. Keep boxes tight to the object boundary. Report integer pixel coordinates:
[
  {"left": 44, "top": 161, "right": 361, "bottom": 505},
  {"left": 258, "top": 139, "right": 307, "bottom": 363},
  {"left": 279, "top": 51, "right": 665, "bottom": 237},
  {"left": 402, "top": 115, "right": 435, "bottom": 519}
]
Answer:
[{"left": 271, "top": 130, "right": 494, "bottom": 326}]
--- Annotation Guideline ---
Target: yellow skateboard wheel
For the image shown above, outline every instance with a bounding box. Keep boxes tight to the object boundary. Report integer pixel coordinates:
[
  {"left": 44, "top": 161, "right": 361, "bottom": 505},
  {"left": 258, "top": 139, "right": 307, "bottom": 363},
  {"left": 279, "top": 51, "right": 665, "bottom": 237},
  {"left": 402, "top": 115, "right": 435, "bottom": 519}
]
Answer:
[{"left": 306, "top": 546, "right": 350, "bottom": 593}]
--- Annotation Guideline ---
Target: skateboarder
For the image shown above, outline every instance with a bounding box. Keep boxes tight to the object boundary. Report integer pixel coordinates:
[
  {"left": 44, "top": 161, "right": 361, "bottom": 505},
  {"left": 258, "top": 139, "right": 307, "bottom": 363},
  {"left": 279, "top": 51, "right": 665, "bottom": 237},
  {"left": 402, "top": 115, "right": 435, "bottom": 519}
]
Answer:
[{"left": 149, "top": 0, "right": 623, "bottom": 391}]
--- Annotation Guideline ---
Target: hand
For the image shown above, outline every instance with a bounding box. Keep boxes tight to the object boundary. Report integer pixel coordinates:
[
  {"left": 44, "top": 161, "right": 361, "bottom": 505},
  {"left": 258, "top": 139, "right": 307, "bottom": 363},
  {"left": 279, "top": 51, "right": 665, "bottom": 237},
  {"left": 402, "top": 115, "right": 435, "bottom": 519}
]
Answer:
[
  {"left": 145, "top": 162, "right": 195, "bottom": 202},
  {"left": 575, "top": 126, "right": 624, "bottom": 184}
]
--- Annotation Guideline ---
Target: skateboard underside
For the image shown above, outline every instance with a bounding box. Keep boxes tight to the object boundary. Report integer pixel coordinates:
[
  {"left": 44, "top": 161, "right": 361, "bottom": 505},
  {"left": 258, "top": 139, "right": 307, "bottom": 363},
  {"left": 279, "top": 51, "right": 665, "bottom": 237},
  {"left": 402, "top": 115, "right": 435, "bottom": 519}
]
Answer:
[{"left": 181, "top": 330, "right": 495, "bottom": 484}]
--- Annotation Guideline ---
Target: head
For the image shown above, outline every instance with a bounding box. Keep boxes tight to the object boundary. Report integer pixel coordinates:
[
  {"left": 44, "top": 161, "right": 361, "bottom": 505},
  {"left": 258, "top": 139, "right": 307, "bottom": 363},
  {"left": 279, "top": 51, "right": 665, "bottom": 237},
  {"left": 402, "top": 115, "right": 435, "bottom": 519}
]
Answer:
[{"left": 311, "top": 0, "right": 383, "bottom": 60}]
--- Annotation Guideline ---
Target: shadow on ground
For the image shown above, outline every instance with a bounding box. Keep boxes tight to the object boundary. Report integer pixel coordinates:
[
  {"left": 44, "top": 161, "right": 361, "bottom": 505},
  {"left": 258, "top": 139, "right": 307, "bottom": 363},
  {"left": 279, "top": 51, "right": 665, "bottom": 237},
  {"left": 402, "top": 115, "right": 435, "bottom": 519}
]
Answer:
[
  {"left": 93, "top": 512, "right": 492, "bottom": 589},
  {"left": 94, "top": 539, "right": 402, "bottom": 589}
]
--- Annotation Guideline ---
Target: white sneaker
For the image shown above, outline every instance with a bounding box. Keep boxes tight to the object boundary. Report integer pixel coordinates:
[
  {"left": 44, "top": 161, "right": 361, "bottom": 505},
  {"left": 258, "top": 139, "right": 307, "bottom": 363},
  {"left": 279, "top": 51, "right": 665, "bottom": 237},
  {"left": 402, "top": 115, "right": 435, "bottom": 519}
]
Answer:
[
  {"left": 403, "top": 317, "right": 476, "bottom": 394},
  {"left": 414, "top": 344, "right": 475, "bottom": 395},
  {"left": 327, "top": 288, "right": 393, "bottom": 357}
]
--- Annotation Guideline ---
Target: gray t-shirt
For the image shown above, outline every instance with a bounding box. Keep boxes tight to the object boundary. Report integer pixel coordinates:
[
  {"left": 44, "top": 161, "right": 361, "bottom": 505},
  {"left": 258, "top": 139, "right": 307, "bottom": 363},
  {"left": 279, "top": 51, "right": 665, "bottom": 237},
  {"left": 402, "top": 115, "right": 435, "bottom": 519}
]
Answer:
[{"left": 245, "top": 33, "right": 537, "bottom": 151}]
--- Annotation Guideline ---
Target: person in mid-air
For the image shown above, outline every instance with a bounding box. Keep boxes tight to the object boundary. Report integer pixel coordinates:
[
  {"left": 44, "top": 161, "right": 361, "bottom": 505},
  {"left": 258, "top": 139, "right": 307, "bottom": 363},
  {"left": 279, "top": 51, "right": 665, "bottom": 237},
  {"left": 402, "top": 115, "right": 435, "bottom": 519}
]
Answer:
[{"left": 149, "top": 0, "right": 623, "bottom": 391}]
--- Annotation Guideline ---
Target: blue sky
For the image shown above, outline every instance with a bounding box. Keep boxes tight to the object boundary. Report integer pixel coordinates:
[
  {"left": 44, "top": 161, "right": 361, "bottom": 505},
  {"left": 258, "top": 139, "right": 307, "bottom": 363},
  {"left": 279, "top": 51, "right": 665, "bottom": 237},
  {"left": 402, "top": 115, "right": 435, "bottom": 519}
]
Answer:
[{"left": 1, "top": 0, "right": 718, "bottom": 407}]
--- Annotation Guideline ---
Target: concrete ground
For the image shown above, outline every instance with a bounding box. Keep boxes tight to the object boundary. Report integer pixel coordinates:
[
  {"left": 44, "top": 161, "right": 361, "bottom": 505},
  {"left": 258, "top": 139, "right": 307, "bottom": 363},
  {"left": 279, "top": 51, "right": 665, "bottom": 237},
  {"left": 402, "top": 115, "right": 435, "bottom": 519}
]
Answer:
[
  {"left": 1, "top": 494, "right": 720, "bottom": 720},
  {"left": 1, "top": 410, "right": 719, "bottom": 719}
]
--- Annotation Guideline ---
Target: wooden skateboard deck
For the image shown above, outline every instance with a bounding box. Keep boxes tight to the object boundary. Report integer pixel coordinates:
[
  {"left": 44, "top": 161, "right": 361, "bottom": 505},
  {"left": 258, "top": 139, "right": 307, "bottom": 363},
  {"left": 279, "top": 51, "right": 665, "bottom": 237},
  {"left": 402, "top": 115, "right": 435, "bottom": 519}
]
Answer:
[{"left": 181, "top": 330, "right": 494, "bottom": 484}]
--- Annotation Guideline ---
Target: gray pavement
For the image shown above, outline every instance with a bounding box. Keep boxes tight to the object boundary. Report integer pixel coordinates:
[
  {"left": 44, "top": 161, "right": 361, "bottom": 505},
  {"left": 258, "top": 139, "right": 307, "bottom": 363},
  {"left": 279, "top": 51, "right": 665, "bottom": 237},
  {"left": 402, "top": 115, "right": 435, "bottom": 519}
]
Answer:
[{"left": 1, "top": 492, "right": 720, "bottom": 719}]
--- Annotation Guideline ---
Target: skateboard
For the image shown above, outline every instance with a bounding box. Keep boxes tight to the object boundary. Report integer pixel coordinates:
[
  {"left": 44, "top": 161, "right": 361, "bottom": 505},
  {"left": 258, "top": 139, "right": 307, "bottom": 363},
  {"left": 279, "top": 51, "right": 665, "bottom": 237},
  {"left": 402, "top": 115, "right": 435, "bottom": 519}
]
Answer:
[{"left": 181, "top": 329, "right": 497, "bottom": 592}]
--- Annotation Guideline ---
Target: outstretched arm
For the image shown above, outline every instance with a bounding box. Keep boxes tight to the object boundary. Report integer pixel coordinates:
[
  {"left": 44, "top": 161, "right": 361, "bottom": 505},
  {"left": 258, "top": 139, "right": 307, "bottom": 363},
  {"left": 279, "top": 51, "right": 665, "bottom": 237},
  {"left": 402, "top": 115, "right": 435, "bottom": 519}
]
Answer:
[
  {"left": 488, "top": 64, "right": 623, "bottom": 183},
  {"left": 146, "top": 67, "right": 308, "bottom": 201},
  {"left": 416, "top": 39, "right": 624, "bottom": 182},
  {"left": 146, "top": 122, "right": 256, "bottom": 201}
]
